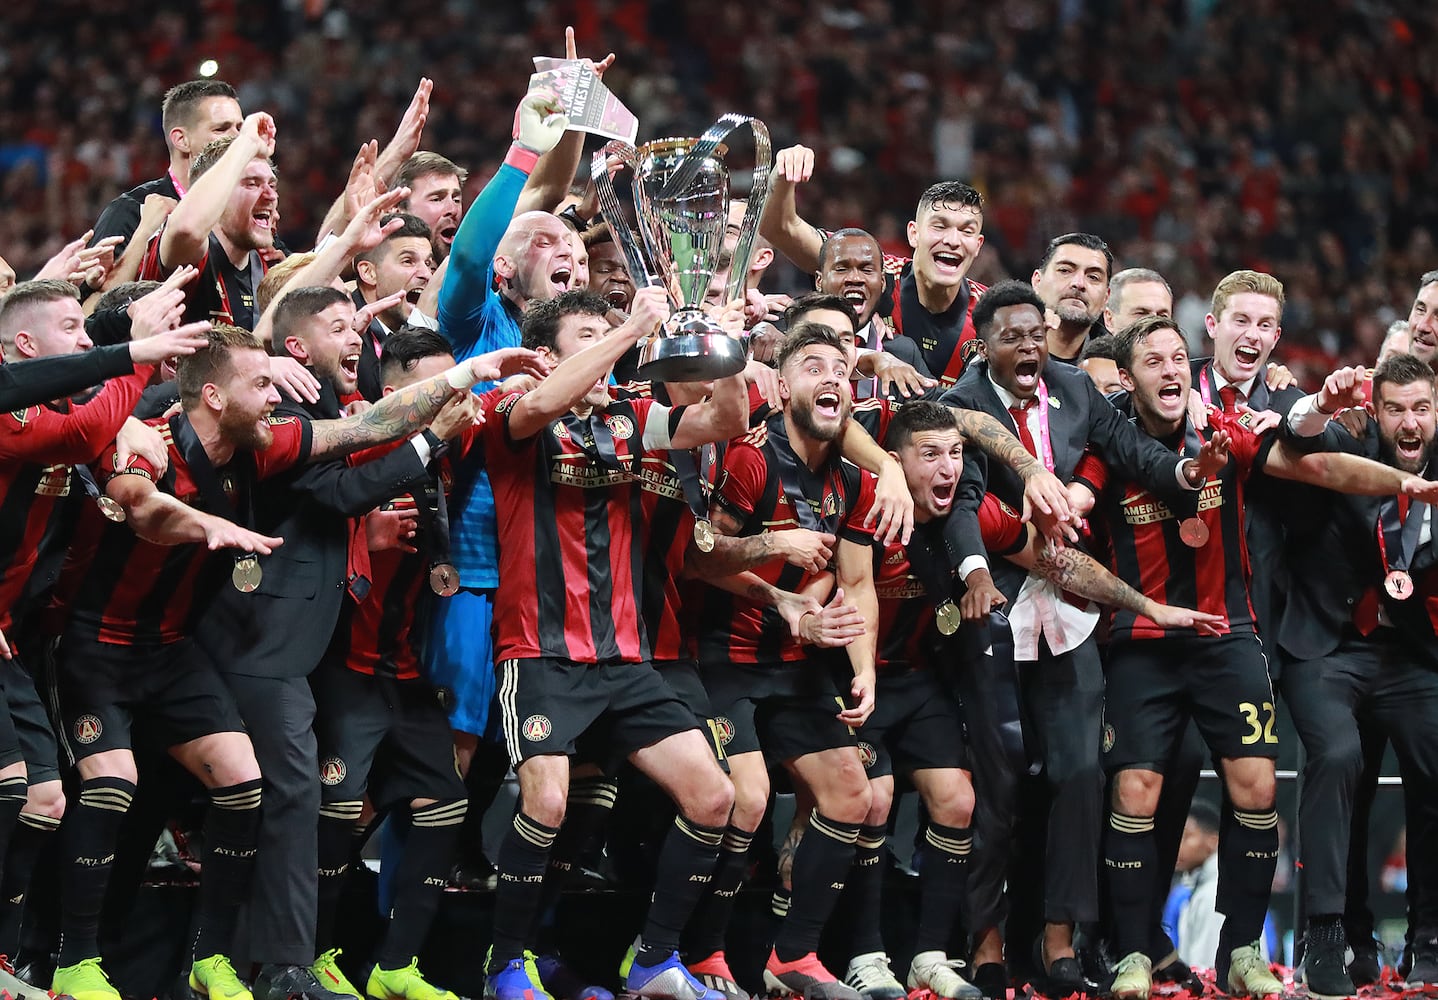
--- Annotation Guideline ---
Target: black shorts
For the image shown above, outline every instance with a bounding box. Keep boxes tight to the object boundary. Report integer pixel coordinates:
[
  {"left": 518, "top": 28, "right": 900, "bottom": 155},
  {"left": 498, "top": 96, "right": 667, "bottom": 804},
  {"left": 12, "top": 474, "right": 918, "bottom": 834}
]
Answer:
[
  {"left": 311, "top": 663, "right": 466, "bottom": 807},
  {"left": 698, "top": 658, "right": 857, "bottom": 762},
  {"left": 656, "top": 658, "right": 726, "bottom": 764},
  {"left": 6, "top": 654, "right": 59, "bottom": 784},
  {"left": 1102, "top": 631, "right": 1280, "bottom": 773},
  {"left": 496, "top": 657, "right": 699, "bottom": 765},
  {"left": 857, "top": 669, "right": 968, "bottom": 779},
  {"left": 55, "top": 635, "right": 247, "bottom": 762}
]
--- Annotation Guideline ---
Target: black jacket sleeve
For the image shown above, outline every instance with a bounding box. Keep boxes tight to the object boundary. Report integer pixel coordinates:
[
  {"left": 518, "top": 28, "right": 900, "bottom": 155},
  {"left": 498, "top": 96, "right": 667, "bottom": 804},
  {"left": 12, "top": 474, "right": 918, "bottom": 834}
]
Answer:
[
  {"left": 944, "top": 449, "right": 989, "bottom": 569},
  {"left": 1083, "top": 377, "right": 1191, "bottom": 502},
  {"left": 0, "top": 344, "right": 135, "bottom": 410},
  {"left": 90, "top": 193, "right": 143, "bottom": 253}
]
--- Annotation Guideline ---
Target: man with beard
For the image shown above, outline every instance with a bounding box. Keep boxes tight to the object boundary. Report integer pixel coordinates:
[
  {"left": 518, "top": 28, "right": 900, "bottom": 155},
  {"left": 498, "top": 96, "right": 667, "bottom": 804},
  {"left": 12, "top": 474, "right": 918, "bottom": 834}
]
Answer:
[
  {"left": 1067, "top": 318, "right": 1438, "bottom": 1000},
  {"left": 1273, "top": 353, "right": 1438, "bottom": 995},
  {"left": 1031, "top": 233, "right": 1112, "bottom": 365},
  {"left": 352, "top": 213, "right": 437, "bottom": 401},
  {"left": 760, "top": 147, "right": 987, "bottom": 388},
  {"left": 1406, "top": 271, "right": 1438, "bottom": 368},
  {"left": 684, "top": 323, "right": 880, "bottom": 1000},
  {"left": 396, "top": 153, "right": 465, "bottom": 264},
  {"left": 139, "top": 113, "right": 282, "bottom": 331}
]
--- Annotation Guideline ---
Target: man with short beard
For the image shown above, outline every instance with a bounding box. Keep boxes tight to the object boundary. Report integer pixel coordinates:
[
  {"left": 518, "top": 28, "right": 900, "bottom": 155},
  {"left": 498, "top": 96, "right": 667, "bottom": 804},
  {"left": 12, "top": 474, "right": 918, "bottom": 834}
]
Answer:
[
  {"left": 1031, "top": 233, "right": 1112, "bottom": 365},
  {"left": 397, "top": 153, "right": 466, "bottom": 263},
  {"left": 352, "top": 213, "right": 437, "bottom": 401}
]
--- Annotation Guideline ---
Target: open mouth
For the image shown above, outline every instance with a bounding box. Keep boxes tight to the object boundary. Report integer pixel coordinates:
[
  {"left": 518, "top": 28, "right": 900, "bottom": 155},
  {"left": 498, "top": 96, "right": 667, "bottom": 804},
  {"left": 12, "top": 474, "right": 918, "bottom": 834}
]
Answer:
[
  {"left": 1396, "top": 434, "right": 1425, "bottom": 461},
  {"left": 550, "top": 266, "right": 573, "bottom": 292},
  {"left": 931, "top": 480, "right": 956, "bottom": 508},
  {"left": 438, "top": 225, "right": 457, "bottom": 244},
  {"left": 604, "top": 288, "right": 629, "bottom": 307},
  {"left": 405, "top": 287, "right": 424, "bottom": 305},
  {"left": 1158, "top": 382, "right": 1184, "bottom": 403},
  {"left": 1015, "top": 359, "right": 1040, "bottom": 387},
  {"left": 339, "top": 353, "right": 360, "bottom": 381},
  {"left": 932, "top": 251, "right": 964, "bottom": 273},
  {"left": 1234, "top": 345, "right": 1261, "bottom": 367},
  {"left": 814, "top": 389, "right": 843, "bottom": 418},
  {"left": 252, "top": 210, "right": 274, "bottom": 233},
  {"left": 843, "top": 288, "right": 868, "bottom": 308}
]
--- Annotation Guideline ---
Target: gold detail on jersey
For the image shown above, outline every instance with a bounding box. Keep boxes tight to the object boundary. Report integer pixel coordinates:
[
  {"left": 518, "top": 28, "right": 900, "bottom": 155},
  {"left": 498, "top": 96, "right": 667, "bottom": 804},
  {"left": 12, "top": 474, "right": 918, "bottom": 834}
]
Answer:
[
  {"left": 1121, "top": 481, "right": 1223, "bottom": 526},
  {"left": 35, "top": 464, "right": 72, "bottom": 498},
  {"left": 8, "top": 408, "right": 32, "bottom": 426},
  {"left": 605, "top": 414, "right": 634, "bottom": 440}
]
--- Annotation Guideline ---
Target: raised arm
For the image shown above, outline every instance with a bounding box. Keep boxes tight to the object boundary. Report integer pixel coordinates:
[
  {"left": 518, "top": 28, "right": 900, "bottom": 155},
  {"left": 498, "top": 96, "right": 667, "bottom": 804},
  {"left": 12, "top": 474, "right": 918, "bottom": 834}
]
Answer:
[
  {"left": 757, "top": 145, "right": 825, "bottom": 274},
  {"left": 838, "top": 418, "right": 914, "bottom": 544},
  {"left": 160, "top": 113, "right": 276, "bottom": 270},
  {"left": 1263, "top": 438, "right": 1438, "bottom": 499},
  {"left": 107, "top": 470, "right": 282, "bottom": 553},
  {"left": 668, "top": 372, "right": 749, "bottom": 449}
]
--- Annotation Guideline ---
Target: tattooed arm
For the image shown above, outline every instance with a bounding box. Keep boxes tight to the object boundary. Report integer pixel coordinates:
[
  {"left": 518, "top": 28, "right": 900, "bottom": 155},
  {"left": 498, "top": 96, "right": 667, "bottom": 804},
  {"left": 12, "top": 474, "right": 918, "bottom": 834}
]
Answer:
[
  {"left": 684, "top": 506, "right": 837, "bottom": 578},
  {"left": 951, "top": 407, "right": 1075, "bottom": 540}
]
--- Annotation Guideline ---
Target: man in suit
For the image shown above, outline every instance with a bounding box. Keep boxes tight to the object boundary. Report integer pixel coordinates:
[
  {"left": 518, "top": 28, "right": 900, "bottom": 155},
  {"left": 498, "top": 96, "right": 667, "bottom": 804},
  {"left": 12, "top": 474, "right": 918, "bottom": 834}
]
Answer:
[
  {"left": 352, "top": 214, "right": 437, "bottom": 402},
  {"left": 938, "top": 280, "right": 1220, "bottom": 997},
  {"left": 1278, "top": 352, "right": 1438, "bottom": 995},
  {"left": 1030, "top": 234, "right": 1112, "bottom": 365}
]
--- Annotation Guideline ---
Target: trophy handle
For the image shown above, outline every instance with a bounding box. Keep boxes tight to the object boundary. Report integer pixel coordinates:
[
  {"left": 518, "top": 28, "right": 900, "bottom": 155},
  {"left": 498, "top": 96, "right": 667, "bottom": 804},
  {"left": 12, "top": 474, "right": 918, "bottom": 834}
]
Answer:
[
  {"left": 657, "top": 113, "right": 773, "bottom": 306},
  {"left": 591, "top": 143, "right": 661, "bottom": 292}
]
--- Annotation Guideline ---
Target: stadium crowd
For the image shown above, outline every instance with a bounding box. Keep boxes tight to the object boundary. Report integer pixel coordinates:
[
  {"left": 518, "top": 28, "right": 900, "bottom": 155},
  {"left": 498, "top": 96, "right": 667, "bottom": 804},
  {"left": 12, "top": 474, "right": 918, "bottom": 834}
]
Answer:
[{"left": 1, "top": 5, "right": 1438, "bottom": 1000}]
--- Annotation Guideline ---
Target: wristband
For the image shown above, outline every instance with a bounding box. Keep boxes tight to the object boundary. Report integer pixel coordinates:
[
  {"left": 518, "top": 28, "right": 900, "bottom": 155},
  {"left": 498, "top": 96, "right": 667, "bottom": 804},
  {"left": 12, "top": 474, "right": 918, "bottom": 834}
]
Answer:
[
  {"left": 445, "top": 362, "right": 477, "bottom": 390},
  {"left": 504, "top": 143, "right": 541, "bottom": 174},
  {"left": 1313, "top": 396, "right": 1336, "bottom": 416}
]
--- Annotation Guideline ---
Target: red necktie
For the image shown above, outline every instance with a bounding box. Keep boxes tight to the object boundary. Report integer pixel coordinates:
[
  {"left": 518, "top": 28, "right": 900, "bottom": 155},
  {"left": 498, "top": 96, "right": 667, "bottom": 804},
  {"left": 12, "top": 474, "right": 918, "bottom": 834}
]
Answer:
[
  {"left": 1009, "top": 402, "right": 1037, "bottom": 457},
  {"left": 347, "top": 515, "right": 372, "bottom": 603},
  {"left": 1218, "top": 385, "right": 1242, "bottom": 413},
  {"left": 1353, "top": 586, "right": 1379, "bottom": 636}
]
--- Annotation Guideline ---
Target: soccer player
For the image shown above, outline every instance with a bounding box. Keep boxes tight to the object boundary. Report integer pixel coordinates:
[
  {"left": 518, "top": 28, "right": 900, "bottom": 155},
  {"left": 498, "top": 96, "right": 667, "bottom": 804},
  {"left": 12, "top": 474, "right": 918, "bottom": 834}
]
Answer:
[
  {"left": 1069, "top": 317, "right": 1438, "bottom": 1000},
  {"left": 1030, "top": 233, "right": 1112, "bottom": 364},
  {"left": 479, "top": 287, "right": 745, "bottom": 1000},
  {"left": 1078, "top": 335, "right": 1125, "bottom": 395}
]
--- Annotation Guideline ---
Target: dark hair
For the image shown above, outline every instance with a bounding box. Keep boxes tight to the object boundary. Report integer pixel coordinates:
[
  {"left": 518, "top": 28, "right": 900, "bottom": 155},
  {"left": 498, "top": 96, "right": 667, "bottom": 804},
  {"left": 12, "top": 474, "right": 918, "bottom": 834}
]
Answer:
[
  {"left": 397, "top": 152, "right": 468, "bottom": 197},
  {"left": 817, "top": 227, "right": 881, "bottom": 271},
  {"left": 1112, "top": 315, "right": 1185, "bottom": 371},
  {"left": 161, "top": 80, "right": 237, "bottom": 134},
  {"left": 355, "top": 213, "right": 433, "bottom": 268},
  {"left": 1373, "top": 353, "right": 1436, "bottom": 404},
  {"left": 581, "top": 222, "right": 616, "bottom": 249},
  {"left": 1078, "top": 333, "right": 1119, "bottom": 363},
  {"left": 783, "top": 293, "right": 857, "bottom": 334},
  {"left": 1187, "top": 798, "right": 1221, "bottom": 836},
  {"left": 177, "top": 323, "right": 262, "bottom": 408},
  {"left": 775, "top": 321, "right": 847, "bottom": 372},
  {"left": 916, "top": 181, "right": 983, "bottom": 217},
  {"left": 94, "top": 280, "right": 162, "bottom": 314},
  {"left": 520, "top": 290, "right": 610, "bottom": 353},
  {"left": 885, "top": 400, "right": 961, "bottom": 451},
  {"left": 191, "top": 136, "right": 276, "bottom": 184},
  {"left": 971, "top": 280, "right": 1046, "bottom": 341},
  {"left": 1037, "top": 232, "right": 1114, "bottom": 280},
  {"left": 271, "top": 286, "right": 352, "bottom": 353},
  {"left": 380, "top": 326, "right": 453, "bottom": 385}
]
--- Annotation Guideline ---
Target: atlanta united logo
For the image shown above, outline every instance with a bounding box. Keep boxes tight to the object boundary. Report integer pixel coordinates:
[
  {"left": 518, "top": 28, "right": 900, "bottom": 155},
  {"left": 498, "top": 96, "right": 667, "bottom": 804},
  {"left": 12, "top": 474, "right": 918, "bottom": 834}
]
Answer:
[
  {"left": 712, "top": 717, "right": 735, "bottom": 747},
  {"left": 73, "top": 715, "right": 103, "bottom": 745},
  {"left": 961, "top": 338, "right": 983, "bottom": 364},
  {"left": 857, "top": 742, "right": 878, "bottom": 769},
  {"left": 523, "top": 715, "right": 552, "bottom": 742},
  {"left": 605, "top": 414, "right": 634, "bottom": 440},
  {"left": 320, "top": 758, "right": 347, "bottom": 785},
  {"left": 1102, "top": 723, "right": 1116, "bottom": 754}
]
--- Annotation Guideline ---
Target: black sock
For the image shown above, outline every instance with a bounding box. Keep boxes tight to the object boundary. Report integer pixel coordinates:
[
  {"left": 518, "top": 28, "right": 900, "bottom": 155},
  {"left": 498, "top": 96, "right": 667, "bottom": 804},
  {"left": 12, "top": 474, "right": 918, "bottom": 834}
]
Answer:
[
  {"left": 0, "top": 777, "right": 29, "bottom": 877},
  {"left": 58, "top": 776, "right": 134, "bottom": 966},
  {"left": 316, "top": 799, "right": 364, "bottom": 953},
  {"left": 915, "top": 822, "right": 972, "bottom": 954},
  {"left": 1104, "top": 811, "right": 1157, "bottom": 957},
  {"left": 488, "top": 812, "right": 559, "bottom": 973},
  {"left": 684, "top": 826, "right": 753, "bottom": 959},
  {"left": 1215, "top": 807, "right": 1279, "bottom": 959},
  {"left": 774, "top": 812, "right": 860, "bottom": 962},
  {"left": 848, "top": 824, "right": 887, "bottom": 955},
  {"left": 377, "top": 799, "right": 465, "bottom": 968},
  {"left": 635, "top": 813, "right": 723, "bottom": 961},
  {"left": 458, "top": 740, "right": 510, "bottom": 865},
  {"left": 0, "top": 810, "right": 59, "bottom": 955},
  {"left": 535, "top": 776, "right": 616, "bottom": 947},
  {"left": 193, "top": 779, "right": 262, "bottom": 960}
]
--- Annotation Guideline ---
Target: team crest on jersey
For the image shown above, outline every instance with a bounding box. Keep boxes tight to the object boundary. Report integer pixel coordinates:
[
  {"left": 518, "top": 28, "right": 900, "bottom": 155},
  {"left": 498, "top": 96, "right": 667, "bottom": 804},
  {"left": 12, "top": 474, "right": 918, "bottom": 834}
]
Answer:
[
  {"left": 1101, "top": 723, "right": 1116, "bottom": 754},
  {"left": 857, "top": 741, "right": 878, "bottom": 769},
  {"left": 552, "top": 421, "right": 571, "bottom": 441},
  {"left": 712, "top": 716, "right": 735, "bottom": 746},
  {"left": 495, "top": 391, "right": 525, "bottom": 414},
  {"left": 73, "top": 715, "right": 103, "bottom": 745},
  {"left": 8, "top": 408, "right": 31, "bottom": 427},
  {"left": 820, "top": 492, "right": 840, "bottom": 518},
  {"left": 605, "top": 414, "right": 634, "bottom": 440},
  {"left": 960, "top": 338, "right": 983, "bottom": 364},
  {"left": 320, "top": 758, "right": 347, "bottom": 785},
  {"left": 522, "top": 715, "right": 552, "bottom": 742}
]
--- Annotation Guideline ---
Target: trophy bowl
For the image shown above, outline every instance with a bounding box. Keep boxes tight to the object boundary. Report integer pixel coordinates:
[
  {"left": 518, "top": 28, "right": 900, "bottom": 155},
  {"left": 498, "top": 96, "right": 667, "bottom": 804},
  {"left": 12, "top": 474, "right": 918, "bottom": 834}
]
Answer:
[{"left": 637, "top": 316, "right": 750, "bottom": 382}]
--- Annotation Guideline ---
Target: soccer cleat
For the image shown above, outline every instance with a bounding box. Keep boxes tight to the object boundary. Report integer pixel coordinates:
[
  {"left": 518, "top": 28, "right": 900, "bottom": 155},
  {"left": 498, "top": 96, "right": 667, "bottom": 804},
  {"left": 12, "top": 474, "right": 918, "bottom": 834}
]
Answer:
[
  {"left": 254, "top": 964, "right": 357, "bottom": 1000},
  {"left": 686, "top": 953, "right": 749, "bottom": 1000},
  {"left": 969, "top": 963, "right": 1008, "bottom": 1000},
  {"left": 313, "top": 950, "right": 362, "bottom": 1000},
  {"left": 906, "top": 951, "right": 983, "bottom": 1000},
  {"left": 1149, "top": 952, "right": 1203, "bottom": 994},
  {"left": 52, "top": 958, "right": 121, "bottom": 1000},
  {"left": 1105, "top": 953, "right": 1151, "bottom": 1000},
  {"left": 843, "top": 953, "right": 905, "bottom": 1000},
  {"left": 0, "top": 956, "right": 52, "bottom": 1000},
  {"left": 1299, "top": 920, "right": 1354, "bottom": 1000},
  {"left": 1408, "top": 929, "right": 1438, "bottom": 990},
  {"left": 191, "top": 955, "right": 253, "bottom": 1000},
  {"left": 533, "top": 954, "right": 614, "bottom": 1000},
  {"left": 484, "top": 952, "right": 554, "bottom": 1000},
  {"left": 763, "top": 951, "right": 860, "bottom": 1000},
  {"left": 366, "top": 958, "right": 459, "bottom": 1000},
  {"left": 1225, "top": 943, "right": 1283, "bottom": 998},
  {"left": 624, "top": 950, "right": 722, "bottom": 1000}
]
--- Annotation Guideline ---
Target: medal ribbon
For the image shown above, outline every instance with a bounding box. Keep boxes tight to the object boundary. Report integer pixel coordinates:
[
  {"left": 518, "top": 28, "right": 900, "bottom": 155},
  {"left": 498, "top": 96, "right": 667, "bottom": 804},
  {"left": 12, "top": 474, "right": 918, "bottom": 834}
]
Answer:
[
  {"left": 561, "top": 410, "right": 629, "bottom": 473},
  {"left": 169, "top": 413, "right": 258, "bottom": 581},
  {"left": 903, "top": 521, "right": 960, "bottom": 620},
  {"left": 669, "top": 444, "right": 714, "bottom": 524},
  {"left": 1377, "top": 493, "right": 1426, "bottom": 576},
  {"left": 765, "top": 416, "right": 842, "bottom": 534}
]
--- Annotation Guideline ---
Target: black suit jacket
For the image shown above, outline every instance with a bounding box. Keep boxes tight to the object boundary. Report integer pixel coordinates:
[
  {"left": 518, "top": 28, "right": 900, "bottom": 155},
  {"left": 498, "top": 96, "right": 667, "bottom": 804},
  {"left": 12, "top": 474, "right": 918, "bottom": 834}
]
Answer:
[
  {"left": 940, "top": 358, "right": 1196, "bottom": 601},
  {"left": 352, "top": 288, "right": 388, "bottom": 404},
  {"left": 195, "top": 378, "right": 431, "bottom": 678}
]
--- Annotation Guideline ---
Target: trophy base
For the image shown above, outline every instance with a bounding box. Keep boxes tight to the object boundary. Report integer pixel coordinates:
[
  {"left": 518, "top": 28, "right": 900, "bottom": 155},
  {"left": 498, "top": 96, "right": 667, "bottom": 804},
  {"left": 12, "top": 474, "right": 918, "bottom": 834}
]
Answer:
[{"left": 637, "top": 330, "right": 748, "bottom": 383}]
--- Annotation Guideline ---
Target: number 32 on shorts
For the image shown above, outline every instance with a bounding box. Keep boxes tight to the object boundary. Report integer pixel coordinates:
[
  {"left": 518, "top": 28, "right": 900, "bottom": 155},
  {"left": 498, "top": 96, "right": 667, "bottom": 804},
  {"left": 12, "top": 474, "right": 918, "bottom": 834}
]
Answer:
[{"left": 1238, "top": 701, "right": 1279, "bottom": 745}]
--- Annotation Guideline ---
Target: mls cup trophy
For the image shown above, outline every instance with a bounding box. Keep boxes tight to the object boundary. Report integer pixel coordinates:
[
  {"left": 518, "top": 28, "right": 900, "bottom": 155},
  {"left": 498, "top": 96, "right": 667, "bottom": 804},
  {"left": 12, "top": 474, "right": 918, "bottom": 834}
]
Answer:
[{"left": 592, "top": 114, "right": 771, "bottom": 381}]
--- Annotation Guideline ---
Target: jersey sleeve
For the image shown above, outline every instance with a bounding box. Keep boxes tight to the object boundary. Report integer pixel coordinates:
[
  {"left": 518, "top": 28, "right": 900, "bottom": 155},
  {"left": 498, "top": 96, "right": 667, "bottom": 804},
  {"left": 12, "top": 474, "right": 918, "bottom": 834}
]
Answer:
[
  {"left": 0, "top": 367, "right": 152, "bottom": 465},
  {"left": 253, "top": 416, "right": 312, "bottom": 477},
  {"left": 99, "top": 431, "right": 165, "bottom": 485},
  {"left": 712, "top": 439, "right": 767, "bottom": 522},
  {"left": 978, "top": 493, "right": 1026, "bottom": 556},
  {"left": 839, "top": 468, "right": 879, "bottom": 545},
  {"left": 481, "top": 388, "right": 532, "bottom": 451},
  {"left": 1071, "top": 449, "right": 1110, "bottom": 497}
]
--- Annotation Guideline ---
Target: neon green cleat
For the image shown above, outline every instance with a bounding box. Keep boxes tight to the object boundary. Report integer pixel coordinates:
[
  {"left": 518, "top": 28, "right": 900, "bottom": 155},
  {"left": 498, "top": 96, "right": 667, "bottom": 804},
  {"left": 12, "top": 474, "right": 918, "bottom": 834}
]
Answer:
[
  {"left": 52, "top": 958, "right": 121, "bottom": 1000},
  {"left": 367, "top": 958, "right": 460, "bottom": 1000},
  {"left": 190, "top": 954, "right": 253, "bottom": 1000},
  {"left": 313, "top": 949, "right": 363, "bottom": 1000}
]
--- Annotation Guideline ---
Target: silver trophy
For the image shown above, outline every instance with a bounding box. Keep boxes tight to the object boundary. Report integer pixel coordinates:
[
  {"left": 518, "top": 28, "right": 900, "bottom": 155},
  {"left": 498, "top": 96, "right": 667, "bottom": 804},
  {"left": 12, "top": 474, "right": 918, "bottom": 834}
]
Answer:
[{"left": 592, "top": 114, "right": 771, "bottom": 381}]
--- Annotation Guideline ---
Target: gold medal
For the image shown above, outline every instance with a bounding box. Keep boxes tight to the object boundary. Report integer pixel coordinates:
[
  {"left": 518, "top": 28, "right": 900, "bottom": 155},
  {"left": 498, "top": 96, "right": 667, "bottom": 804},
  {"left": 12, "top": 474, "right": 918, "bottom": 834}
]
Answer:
[
  {"left": 693, "top": 518, "right": 716, "bottom": 553},
  {"left": 96, "top": 496, "right": 126, "bottom": 523},
  {"left": 1385, "top": 569, "right": 1413, "bottom": 601},
  {"left": 935, "top": 599, "right": 962, "bottom": 636},
  {"left": 1178, "top": 517, "right": 1210, "bottom": 548},
  {"left": 232, "top": 555, "right": 262, "bottom": 593},
  {"left": 429, "top": 562, "right": 459, "bottom": 597}
]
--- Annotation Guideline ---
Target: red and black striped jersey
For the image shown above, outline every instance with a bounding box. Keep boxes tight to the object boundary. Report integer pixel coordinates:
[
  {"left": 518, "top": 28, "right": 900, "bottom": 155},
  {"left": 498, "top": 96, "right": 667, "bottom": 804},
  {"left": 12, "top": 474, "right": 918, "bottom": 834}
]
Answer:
[
  {"left": 57, "top": 414, "right": 310, "bottom": 646},
  {"left": 873, "top": 495, "right": 1024, "bottom": 671},
  {"left": 139, "top": 229, "right": 268, "bottom": 330},
  {"left": 483, "top": 386, "right": 673, "bottom": 664},
  {"left": 698, "top": 415, "right": 878, "bottom": 665},
  {"left": 0, "top": 367, "right": 153, "bottom": 631},
  {"left": 1074, "top": 409, "right": 1270, "bottom": 642}
]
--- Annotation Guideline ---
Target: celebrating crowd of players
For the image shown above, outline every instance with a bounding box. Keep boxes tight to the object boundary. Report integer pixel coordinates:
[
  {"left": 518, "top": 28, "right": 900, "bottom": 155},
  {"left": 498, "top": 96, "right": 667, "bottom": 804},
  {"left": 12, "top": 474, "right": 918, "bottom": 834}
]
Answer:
[{"left": 1, "top": 31, "right": 1437, "bottom": 1000}]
